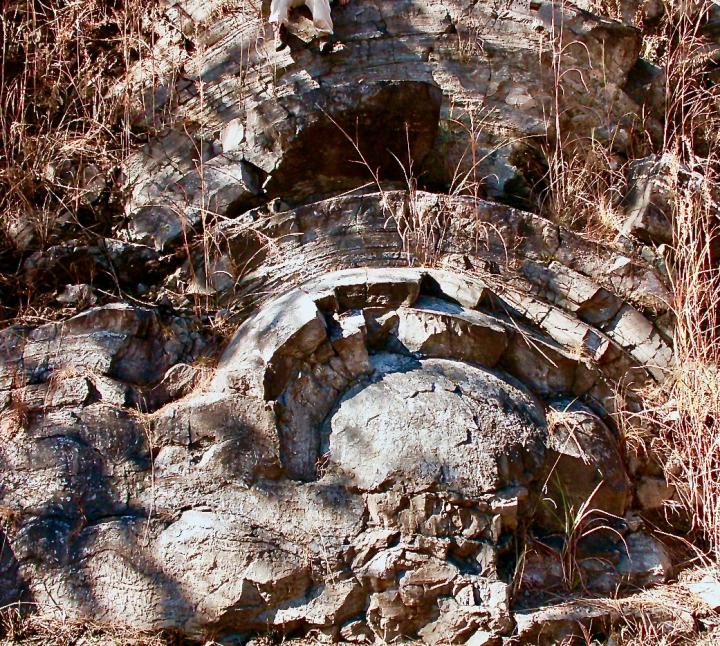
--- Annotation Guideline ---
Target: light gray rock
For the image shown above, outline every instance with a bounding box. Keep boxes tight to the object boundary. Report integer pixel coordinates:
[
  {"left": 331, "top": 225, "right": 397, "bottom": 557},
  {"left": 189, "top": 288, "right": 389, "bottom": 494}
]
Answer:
[
  {"left": 522, "top": 260, "right": 622, "bottom": 326},
  {"left": 687, "top": 576, "right": 720, "bottom": 611},
  {"left": 214, "top": 289, "right": 328, "bottom": 397},
  {"left": 395, "top": 297, "right": 508, "bottom": 367},
  {"left": 56, "top": 284, "right": 97, "bottom": 307},
  {"left": 153, "top": 510, "right": 311, "bottom": 629},
  {"left": 620, "top": 154, "right": 678, "bottom": 245},
  {"left": 618, "top": 532, "right": 673, "bottom": 585},
  {"left": 267, "top": 578, "right": 366, "bottom": 627},
  {"left": 465, "top": 628, "right": 502, "bottom": 646},
  {"left": 152, "top": 391, "right": 281, "bottom": 481},
  {"left": 324, "top": 354, "right": 546, "bottom": 495},
  {"left": 514, "top": 601, "right": 612, "bottom": 644},
  {"left": 0, "top": 254, "right": 677, "bottom": 642},
  {"left": 340, "top": 618, "right": 373, "bottom": 643},
  {"left": 128, "top": 155, "right": 264, "bottom": 251},
  {"left": 500, "top": 326, "right": 579, "bottom": 396},
  {"left": 122, "top": 0, "right": 648, "bottom": 228},
  {"left": 301, "top": 268, "right": 423, "bottom": 313},
  {"left": 423, "top": 270, "right": 488, "bottom": 309},
  {"left": 605, "top": 304, "right": 673, "bottom": 381}
]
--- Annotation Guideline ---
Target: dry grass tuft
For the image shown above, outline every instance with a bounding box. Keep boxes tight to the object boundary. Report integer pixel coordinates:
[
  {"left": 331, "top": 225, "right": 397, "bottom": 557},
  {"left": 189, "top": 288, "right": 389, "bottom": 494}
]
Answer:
[
  {"left": 0, "top": 607, "right": 185, "bottom": 645},
  {"left": 543, "top": 0, "right": 720, "bottom": 558},
  {"left": 540, "top": 133, "right": 628, "bottom": 237},
  {"left": 641, "top": 158, "right": 720, "bottom": 556},
  {"left": 0, "top": 0, "right": 160, "bottom": 312},
  {"left": 633, "top": 0, "right": 720, "bottom": 558}
]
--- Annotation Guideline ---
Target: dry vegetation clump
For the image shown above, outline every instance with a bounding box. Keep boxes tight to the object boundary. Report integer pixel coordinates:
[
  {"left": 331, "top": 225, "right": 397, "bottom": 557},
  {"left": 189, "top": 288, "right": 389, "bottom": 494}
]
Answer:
[
  {"left": 641, "top": 160, "right": 720, "bottom": 556},
  {"left": 0, "top": 0, "right": 160, "bottom": 320},
  {"left": 540, "top": 133, "right": 628, "bottom": 237},
  {"left": 633, "top": 0, "right": 720, "bottom": 559},
  {"left": 0, "top": 606, "right": 186, "bottom": 645},
  {"left": 537, "top": 0, "right": 720, "bottom": 237},
  {"left": 595, "top": 576, "right": 717, "bottom": 645},
  {"left": 545, "top": 0, "right": 720, "bottom": 561},
  {"left": 532, "top": 0, "right": 638, "bottom": 236}
]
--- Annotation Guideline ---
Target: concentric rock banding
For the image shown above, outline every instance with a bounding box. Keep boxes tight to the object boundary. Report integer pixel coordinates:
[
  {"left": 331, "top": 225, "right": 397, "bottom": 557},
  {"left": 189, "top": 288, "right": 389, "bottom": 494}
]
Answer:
[
  {"left": 0, "top": 193, "right": 674, "bottom": 641},
  {"left": 209, "top": 190, "right": 673, "bottom": 400},
  {"left": 122, "top": 0, "right": 656, "bottom": 251},
  {"left": 212, "top": 265, "right": 641, "bottom": 501},
  {"left": 0, "top": 0, "right": 681, "bottom": 639}
]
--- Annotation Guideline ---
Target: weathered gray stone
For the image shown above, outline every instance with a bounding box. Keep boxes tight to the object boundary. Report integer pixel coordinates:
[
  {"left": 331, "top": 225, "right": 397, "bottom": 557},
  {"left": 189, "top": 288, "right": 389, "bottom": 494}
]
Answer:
[
  {"left": 268, "top": 579, "right": 366, "bottom": 627},
  {"left": 363, "top": 308, "right": 400, "bottom": 348},
  {"left": 514, "top": 601, "right": 612, "bottom": 644},
  {"left": 500, "top": 326, "right": 579, "bottom": 396},
  {"left": 518, "top": 548, "right": 565, "bottom": 591},
  {"left": 154, "top": 510, "right": 310, "bottom": 629},
  {"left": 618, "top": 532, "right": 673, "bottom": 585},
  {"left": 687, "top": 576, "right": 720, "bottom": 611},
  {"left": 328, "top": 312, "right": 372, "bottom": 377},
  {"left": 395, "top": 297, "right": 508, "bottom": 367},
  {"left": 324, "top": 354, "right": 546, "bottom": 495},
  {"left": 465, "top": 628, "right": 502, "bottom": 646},
  {"left": 302, "top": 268, "right": 423, "bottom": 313},
  {"left": 620, "top": 154, "right": 678, "bottom": 245},
  {"left": 147, "top": 362, "right": 202, "bottom": 409},
  {"left": 340, "top": 618, "right": 373, "bottom": 643},
  {"left": 0, "top": 255, "right": 677, "bottom": 641},
  {"left": 605, "top": 305, "right": 673, "bottom": 381},
  {"left": 122, "top": 0, "right": 647, "bottom": 224},
  {"left": 423, "top": 270, "right": 488, "bottom": 309},
  {"left": 522, "top": 260, "right": 623, "bottom": 326},
  {"left": 214, "top": 289, "right": 328, "bottom": 397},
  {"left": 56, "top": 284, "right": 97, "bottom": 307},
  {"left": 128, "top": 155, "right": 264, "bottom": 251},
  {"left": 637, "top": 476, "right": 676, "bottom": 511}
]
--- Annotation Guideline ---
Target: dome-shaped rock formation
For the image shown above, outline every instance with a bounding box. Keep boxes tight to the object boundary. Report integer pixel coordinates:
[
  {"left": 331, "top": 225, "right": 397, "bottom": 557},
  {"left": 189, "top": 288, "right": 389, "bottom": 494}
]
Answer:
[{"left": 0, "top": 0, "right": 684, "bottom": 643}]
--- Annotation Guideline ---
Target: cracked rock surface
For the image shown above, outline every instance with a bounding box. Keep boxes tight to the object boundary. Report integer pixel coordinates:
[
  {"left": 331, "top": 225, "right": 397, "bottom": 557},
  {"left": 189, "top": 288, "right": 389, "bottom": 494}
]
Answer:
[
  {"left": 0, "top": 0, "right": 686, "bottom": 642},
  {"left": 0, "top": 265, "right": 676, "bottom": 642},
  {"left": 325, "top": 354, "right": 546, "bottom": 495}
]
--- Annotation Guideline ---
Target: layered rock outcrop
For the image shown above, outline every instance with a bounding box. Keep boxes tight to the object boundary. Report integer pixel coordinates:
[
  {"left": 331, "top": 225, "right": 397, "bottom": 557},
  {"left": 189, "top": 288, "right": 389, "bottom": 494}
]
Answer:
[
  {"left": 119, "top": 0, "right": 651, "bottom": 251},
  {"left": 1, "top": 0, "right": 684, "bottom": 643}
]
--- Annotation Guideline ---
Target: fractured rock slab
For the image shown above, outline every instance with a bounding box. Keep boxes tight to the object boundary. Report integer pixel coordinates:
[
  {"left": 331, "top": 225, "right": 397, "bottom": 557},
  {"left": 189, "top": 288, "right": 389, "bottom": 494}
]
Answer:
[{"left": 324, "top": 354, "right": 547, "bottom": 496}]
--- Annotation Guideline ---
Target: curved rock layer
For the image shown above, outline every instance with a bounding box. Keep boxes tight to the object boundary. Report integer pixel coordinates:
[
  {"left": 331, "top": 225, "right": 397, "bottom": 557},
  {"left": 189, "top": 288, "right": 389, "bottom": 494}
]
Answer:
[
  {"left": 123, "top": 0, "right": 654, "bottom": 251},
  {"left": 0, "top": 0, "right": 681, "bottom": 643},
  {"left": 1, "top": 236, "right": 672, "bottom": 643}
]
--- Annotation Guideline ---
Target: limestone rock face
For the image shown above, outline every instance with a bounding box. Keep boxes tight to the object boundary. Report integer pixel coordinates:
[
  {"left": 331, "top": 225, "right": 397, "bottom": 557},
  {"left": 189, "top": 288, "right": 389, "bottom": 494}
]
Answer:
[
  {"left": 0, "top": 260, "right": 673, "bottom": 641},
  {"left": 326, "top": 354, "right": 546, "bottom": 495},
  {"left": 0, "top": 0, "right": 683, "bottom": 642}
]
